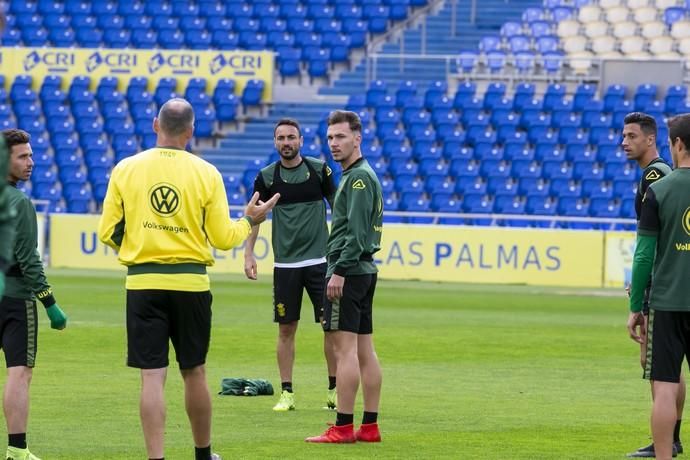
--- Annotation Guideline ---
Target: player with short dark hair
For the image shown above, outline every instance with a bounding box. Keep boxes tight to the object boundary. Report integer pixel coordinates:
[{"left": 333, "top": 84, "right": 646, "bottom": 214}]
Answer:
[
  {"left": 628, "top": 113, "right": 690, "bottom": 460},
  {"left": 1, "top": 128, "right": 68, "bottom": 460},
  {"left": 306, "top": 110, "right": 383, "bottom": 444},
  {"left": 622, "top": 113, "right": 684, "bottom": 458},
  {"left": 0, "top": 124, "right": 14, "bottom": 299},
  {"left": 98, "top": 98, "right": 279, "bottom": 460},
  {"left": 244, "top": 117, "right": 338, "bottom": 412}
]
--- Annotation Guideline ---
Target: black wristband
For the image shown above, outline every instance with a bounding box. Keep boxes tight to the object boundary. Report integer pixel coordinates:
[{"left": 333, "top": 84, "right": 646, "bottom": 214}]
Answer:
[
  {"left": 243, "top": 215, "right": 256, "bottom": 226},
  {"left": 36, "top": 288, "right": 56, "bottom": 308}
]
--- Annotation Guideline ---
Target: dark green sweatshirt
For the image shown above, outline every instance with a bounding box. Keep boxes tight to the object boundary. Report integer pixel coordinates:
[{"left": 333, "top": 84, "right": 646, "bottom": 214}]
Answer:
[
  {"left": 3, "top": 184, "right": 55, "bottom": 306},
  {"left": 326, "top": 158, "right": 383, "bottom": 277},
  {"left": 0, "top": 137, "right": 16, "bottom": 272}
]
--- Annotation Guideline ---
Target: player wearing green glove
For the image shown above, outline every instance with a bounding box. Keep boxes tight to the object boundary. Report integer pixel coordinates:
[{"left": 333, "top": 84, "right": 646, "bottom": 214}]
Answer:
[{"left": 1, "top": 129, "right": 68, "bottom": 460}]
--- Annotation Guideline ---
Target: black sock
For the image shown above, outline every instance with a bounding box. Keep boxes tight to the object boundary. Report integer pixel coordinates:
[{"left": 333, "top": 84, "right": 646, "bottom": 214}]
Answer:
[
  {"left": 336, "top": 412, "right": 353, "bottom": 426},
  {"left": 8, "top": 433, "right": 26, "bottom": 449},
  {"left": 362, "top": 411, "right": 378, "bottom": 424},
  {"left": 328, "top": 376, "right": 336, "bottom": 390},
  {"left": 281, "top": 381, "right": 293, "bottom": 393},
  {"left": 675, "top": 419, "right": 682, "bottom": 443},
  {"left": 149, "top": 458, "right": 164, "bottom": 460},
  {"left": 195, "top": 445, "right": 211, "bottom": 460}
]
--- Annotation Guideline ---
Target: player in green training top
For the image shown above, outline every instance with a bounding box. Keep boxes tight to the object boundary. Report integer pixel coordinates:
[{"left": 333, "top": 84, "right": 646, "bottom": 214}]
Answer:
[
  {"left": 0, "top": 11, "right": 14, "bottom": 299},
  {"left": 628, "top": 113, "right": 690, "bottom": 460},
  {"left": 244, "top": 118, "right": 338, "bottom": 412},
  {"left": 0, "top": 134, "right": 15, "bottom": 298},
  {"left": 306, "top": 110, "right": 383, "bottom": 444},
  {"left": 622, "top": 112, "right": 682, "bottom": 458},
  {"left": 1, "top": 129, "right": 68, "bottom": 460}
]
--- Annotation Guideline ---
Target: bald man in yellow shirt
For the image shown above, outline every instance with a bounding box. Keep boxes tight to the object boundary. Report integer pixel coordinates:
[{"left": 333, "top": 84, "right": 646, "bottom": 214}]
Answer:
[{"left": 98, "top": 98, "right": 279, "bottom": 460}]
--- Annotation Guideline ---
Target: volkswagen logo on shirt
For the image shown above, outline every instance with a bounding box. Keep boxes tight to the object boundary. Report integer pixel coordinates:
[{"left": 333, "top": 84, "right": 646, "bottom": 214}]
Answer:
[{"left": 149, "top": 183, "right": 181, "bottom": 217}]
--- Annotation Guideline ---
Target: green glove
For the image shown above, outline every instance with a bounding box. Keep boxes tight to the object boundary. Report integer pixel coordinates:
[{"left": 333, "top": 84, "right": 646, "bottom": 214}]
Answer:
[{"left": 45, "top": 303, "right": 67, "bottom": 330}]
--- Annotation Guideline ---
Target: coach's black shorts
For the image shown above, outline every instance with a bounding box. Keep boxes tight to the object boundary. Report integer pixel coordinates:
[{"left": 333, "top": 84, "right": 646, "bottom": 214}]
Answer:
[
  {"left": 644, "top": 309, "right": 690, "bottom": 383},
  {"left": 322, "top": 274, "right": 377, "bottom": 334},
  {"left": 273, "top": 263, "right": 327, "bottom": 324},
  {"left": 126, "top": 289, "right": 212, "bottom": 370},
  {"left": 0, "top": 296, "right": 38, "bottom": 368}
]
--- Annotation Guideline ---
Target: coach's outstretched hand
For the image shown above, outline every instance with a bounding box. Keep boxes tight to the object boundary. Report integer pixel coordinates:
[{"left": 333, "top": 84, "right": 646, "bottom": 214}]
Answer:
[
  {"left": 244, "top": 192, "right": 280, "bottom": 225},
  {"left": 46, "top": 303, "right": 68, "bottom": 330}
]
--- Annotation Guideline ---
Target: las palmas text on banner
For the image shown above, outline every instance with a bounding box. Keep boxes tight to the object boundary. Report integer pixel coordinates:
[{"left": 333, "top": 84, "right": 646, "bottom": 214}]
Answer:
[{"left": 51, "top": 214, "right": 609, "bottom": 288}]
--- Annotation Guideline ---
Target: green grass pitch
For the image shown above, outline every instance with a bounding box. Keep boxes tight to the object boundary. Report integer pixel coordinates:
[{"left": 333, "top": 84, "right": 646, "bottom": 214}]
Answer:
[{"left": 6, "top": 269, "right": 657, "bottom": 458}]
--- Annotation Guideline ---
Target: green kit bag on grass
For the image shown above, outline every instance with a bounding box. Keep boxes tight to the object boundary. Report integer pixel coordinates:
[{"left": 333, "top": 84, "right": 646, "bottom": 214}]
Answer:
[{"left": 219, "top": 378, "right": 274, "bottom": 396}]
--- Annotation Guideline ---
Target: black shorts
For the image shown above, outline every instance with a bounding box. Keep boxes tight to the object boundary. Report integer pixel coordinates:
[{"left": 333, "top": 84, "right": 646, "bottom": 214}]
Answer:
[
  {"left": 0, "top": 296, "right": 38, "bottom": 368},
  {"left": 322, "top": 274, "right": 377, "bottom": 334},
  {"left": 126, "top": 289, "right": 212, "bottom": 370},
  {"left": 273, "top": 263, "right": 326, "bottom": 324},
  {"left": 644, "top": 309, "right": 690, "bottom": 383}
]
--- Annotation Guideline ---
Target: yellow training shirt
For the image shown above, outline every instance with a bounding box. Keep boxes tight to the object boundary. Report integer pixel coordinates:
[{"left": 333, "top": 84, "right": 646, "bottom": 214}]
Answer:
[{"left": 98, "top": 147, "right": 251, "bottom": 291}]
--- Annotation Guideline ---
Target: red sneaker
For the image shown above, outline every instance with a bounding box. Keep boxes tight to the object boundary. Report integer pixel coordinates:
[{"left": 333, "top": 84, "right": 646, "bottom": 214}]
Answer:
[
  {"left": 305, "top": 424, "right": 356, "bottom": 443},
  {"left": 355, "top": 423, "right": 381, "bottom": 442}
]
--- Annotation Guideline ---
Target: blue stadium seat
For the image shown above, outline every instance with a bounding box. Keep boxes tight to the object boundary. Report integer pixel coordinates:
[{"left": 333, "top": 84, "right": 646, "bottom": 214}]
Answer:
[
  {"left": 456, "top": 51, "right": 478, "bottom": 74},
  {"left": 495, "top": 195, "right": 526, "bottom": 217},
  {"left": 431, "top": 193, "right": 461, "bottom": 212},
  {"left": 665, "top": 85, "right": 687, "bottom": 114},
  {"left": 583, "top": 180, "right": 613, "bottom": 199},
  {"left": 363, "top": 5, "right": 390, "bottom": 34},
  {"left": 543, "top": 83, "right": 566, "bottom": 111},
  {"left": 455, "top": 176, "right": 486, "bottom": 196},
  {"left": 479, "top": 35, "right": 501, "bottom": 52},
  {"left": 634, "top": 83, "right": 658, "bottom": 111},
  {"left": 487, "top": 177, "right": 518, "bottom": 197},
  {"left": 462, "top": 194, "right": 493, "bottom": 215},
  {"left": 525, "top": 196, "right": 556, "bottom": 216},
  {"left": 558, "top": 197, "right": 589, "bottom": 217},
  {"left": 453, "top": 81, "right": 476, "bottom": 108},
  {"left": 543, "top": 161, "right": 572, "bottom": 180},
  {"left": 485, "top": 51, "right": 507, "bottom": 73},
  {"left": 604, "top": 84, "right": 627, "bottom": 112},
  {"left": 519, "top": 177, "right": 549, "bottom": 197},
  {"left": 621, "top": 198, "right": 635, "bottom": 219},
  {"left": 551, "top": 179, "right": 582, "bottom": 198},
  {"left": 590, "top": 198, "right": 621, "bottom": 218},
  {"left": 450, "top": 159, "right": 479, "bottom": 178}
]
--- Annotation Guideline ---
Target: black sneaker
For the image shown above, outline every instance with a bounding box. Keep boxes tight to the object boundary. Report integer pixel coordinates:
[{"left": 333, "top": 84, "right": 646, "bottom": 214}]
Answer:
[{"left": 627, "top": 442, "right": 678, "bottom": 458}]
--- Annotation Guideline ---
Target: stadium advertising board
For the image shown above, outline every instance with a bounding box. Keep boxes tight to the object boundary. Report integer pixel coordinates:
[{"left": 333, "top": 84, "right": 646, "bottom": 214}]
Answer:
[
  {"left": 2, "top": 48, "right": 273, "bottom": 101},
  {"left": 51, "top": 215, "right": 605, "bottom": 287},
  {"left": 603, "top": 231, "right": 636, "bottom": 288},
  {"left": 378, "top": 224, "right": 604, "bottom": 287}
]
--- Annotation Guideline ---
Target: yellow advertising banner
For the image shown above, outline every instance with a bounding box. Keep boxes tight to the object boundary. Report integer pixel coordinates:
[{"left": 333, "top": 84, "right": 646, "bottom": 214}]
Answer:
[
  {"left": 377, "top": 224, "right": 604, "bottom": 287},
  {"left": 50, "top": 215, "right": 606, "bottom": 287},
  {"left": 0, "top": 47, "right": 273, "bottom": 101},
  {"left": 49, "top": 213, "right": 274, "bottom": 273},
  {"left": 603, "top": 231, "right": 636, "bottom": 288}
]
